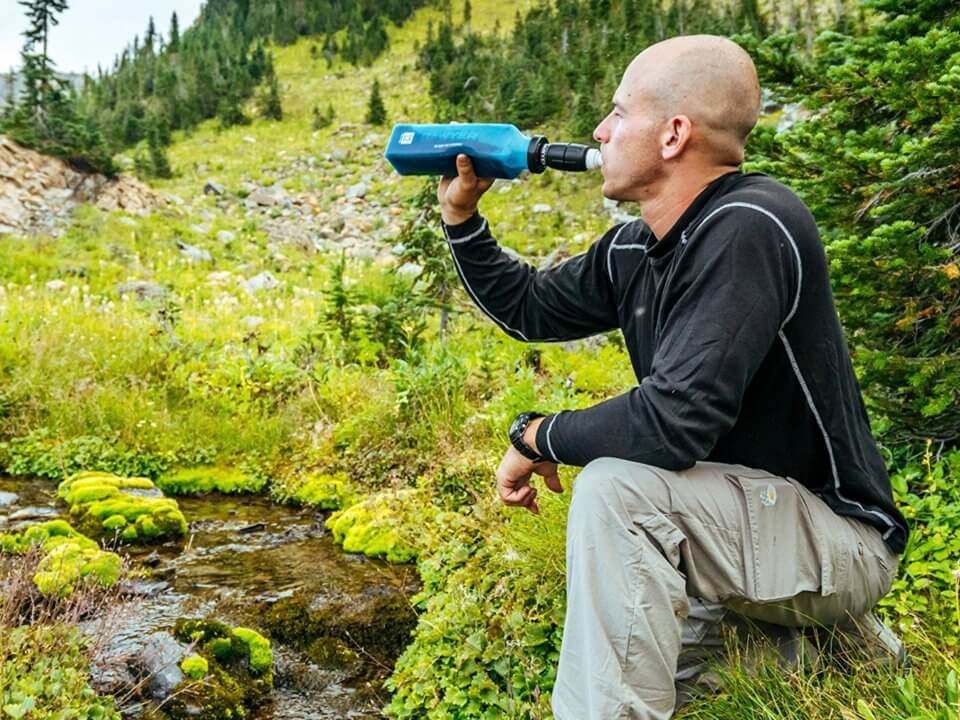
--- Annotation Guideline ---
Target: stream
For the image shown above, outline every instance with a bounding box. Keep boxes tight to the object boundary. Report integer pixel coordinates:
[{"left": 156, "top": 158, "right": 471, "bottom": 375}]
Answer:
[{"left": 0, "top": 476, "right": 420, "bottom": 719}]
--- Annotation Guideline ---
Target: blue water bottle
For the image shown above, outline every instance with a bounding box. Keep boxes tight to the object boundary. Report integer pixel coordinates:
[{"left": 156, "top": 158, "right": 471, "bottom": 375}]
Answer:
[{"left": 384, "top": 123, "right": 602, "bottom": 179}]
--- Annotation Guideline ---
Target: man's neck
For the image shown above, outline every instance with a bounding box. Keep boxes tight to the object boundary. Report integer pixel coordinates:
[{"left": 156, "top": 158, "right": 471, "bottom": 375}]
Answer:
[{"left": 640, "top": 165, "right": 739, "bottom": 240}]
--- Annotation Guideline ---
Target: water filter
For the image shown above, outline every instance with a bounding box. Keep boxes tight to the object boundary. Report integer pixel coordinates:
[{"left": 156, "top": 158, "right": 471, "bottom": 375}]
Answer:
[{"left": 384, "top": 123, "right": 602, "bottom": 179}]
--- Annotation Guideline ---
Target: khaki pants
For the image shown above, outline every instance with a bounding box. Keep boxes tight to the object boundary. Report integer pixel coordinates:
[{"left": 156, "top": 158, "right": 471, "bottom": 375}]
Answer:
[{"left": 551, "top": 458, "right": 899, "bottom": 720}]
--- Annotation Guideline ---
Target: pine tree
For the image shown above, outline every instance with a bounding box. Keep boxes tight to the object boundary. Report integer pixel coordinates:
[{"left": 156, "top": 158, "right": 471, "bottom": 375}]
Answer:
[
  {"left": 146, "top": 116, "right": 172, "bottom": 178},
  {"left": 463, "top": 0, "right": 472, "bottom": 27},
  {"left": 366, "top": 77, "right": 386, "bottom": 125},
  {"left": 259, "top": 67, "right": 283, "bottom": 121},
  {"left": 168, "top": 11, "right": 180, "bottom": 53}
]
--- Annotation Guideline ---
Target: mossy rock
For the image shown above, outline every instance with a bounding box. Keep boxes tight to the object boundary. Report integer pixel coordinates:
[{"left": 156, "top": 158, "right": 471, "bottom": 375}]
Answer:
[
  {"left": 33, "top": 540, "right": 122, "bottom": 597},
  {"left": 57, "top": 470, "right": 187, "bottom": 544},
  {"left": 0, "top": 519, "right": 98, "bottom": 555},
  {"left": 259, "top": 588, "right": 416, "bottom": 658},
  {"left": 0, "top": 518, "right": 121, "bottom": 597},
  {"left": 305, "top": 636, "right": 361, "bottom": 673},
  {"left": 167, "top": 617, "right": 274, "bottom": 720},
  {"left": 156, "top": 466, "right": 266, "bottom": 496},
  {"left": 290, "top": 471, "right": 355, "bottom": 510},
  {"left": 325, "top": 489, "right": 427, "bottom": 563}
]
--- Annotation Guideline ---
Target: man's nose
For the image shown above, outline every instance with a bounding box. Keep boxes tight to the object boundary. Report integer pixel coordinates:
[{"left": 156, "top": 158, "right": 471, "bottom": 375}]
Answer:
[{"left": 593, "top": 118, "right": 608, "bottom": 144}]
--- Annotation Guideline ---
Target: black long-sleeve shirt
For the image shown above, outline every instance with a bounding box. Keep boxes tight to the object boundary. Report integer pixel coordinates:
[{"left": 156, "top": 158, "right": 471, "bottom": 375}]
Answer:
[{"left": 442, "top": 170, "right": 908, "bottom": 552}]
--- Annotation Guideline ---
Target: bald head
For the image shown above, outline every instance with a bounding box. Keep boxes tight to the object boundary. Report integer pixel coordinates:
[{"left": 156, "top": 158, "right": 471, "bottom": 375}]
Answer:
[{"left": 620, "top": 35, "right": 761, "bottom": 165}]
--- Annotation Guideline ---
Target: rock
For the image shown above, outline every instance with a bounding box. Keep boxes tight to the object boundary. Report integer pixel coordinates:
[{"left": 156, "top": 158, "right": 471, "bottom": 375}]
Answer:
[
  {"left": 118, "top": 578, "right": 170, "bottom": 597},
  {"left": 9, "top": 506, "right": 59, "bottom": 521},
  {"left": 245, "top": 185, "right": 291, "bottom": 208},
  {"left": 777, "top": 103, "right": 810, "bottom": 133},
  {"left": 176, "top": 240, "right": 212, "bottom": 263},
  {"left": 203, "top": 180, "right": 225, "bottom": 196},
  {"left": 243, "top": 315, "right": 265, "bottom": 330},
  {"left": 116, "top": 280, "right": 168, "bottom": 302},
  {"left": 396, "top": 262, "right": 423, "bottom": 278},
  {"left": 243, "top": 135, "right": 257, "bottom": 144},
  {"left": 207, "top": 271, "right": 233, "bottom": 285},
  {"left": 136, "top": 632, "right": 188, "bottom": 701},
  {"left": 45, "top": 279, "right": 67, "bottom": 291},
  {"left": 331, "top": 149, "right": 348, "bottom": 161},
  {"left": 216, "top": 230, "right": 236, "bottom": 243},
  {"left": 0, "top": 491, "right": 19, "bottom": 507},
  {"left": 242, "top": 271, "right": 281, "bottom": 293},
  {"left": 346, "top": 182, "right": 368, "bottom": 200},
  {"left": 532, "top": 203, "right": 553, "bottom": 213},
  {"left": 190, "top": 223, "right": 211, "bottom": 235},
  {"left": 0, "top": 135, "right": 162, "bottom": 237}
]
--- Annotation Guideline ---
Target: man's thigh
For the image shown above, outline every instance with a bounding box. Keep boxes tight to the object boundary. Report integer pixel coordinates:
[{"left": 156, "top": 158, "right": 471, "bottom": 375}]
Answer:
[{"left": 579, "top": 458, "right": 897, "bottom": 625}]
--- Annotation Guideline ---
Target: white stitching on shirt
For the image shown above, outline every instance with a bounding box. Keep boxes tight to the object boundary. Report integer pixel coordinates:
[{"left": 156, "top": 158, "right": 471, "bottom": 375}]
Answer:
[
  {"left": 544, "top": 414, "right": 560, "bottom": 463},
  {"left": 779, "top": 331, "right": 896, "bottom": 535},
  {"left": 443, "top": 222, "right": 562, "bottom": 343},
  {"left": 605, "top": 222, "right": 636, "bottom": 285},
  {"left": 685, "top": 202, "right": 803, "bottom": 328},
  {"left": 447, "top": 218, "right": 490, "bottom": 244}
]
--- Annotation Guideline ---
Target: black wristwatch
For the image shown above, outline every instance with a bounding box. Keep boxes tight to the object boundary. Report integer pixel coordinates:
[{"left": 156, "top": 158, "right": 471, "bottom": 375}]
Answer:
[{"left": 509, "top": 411, "right": 546, "bottom": 463}]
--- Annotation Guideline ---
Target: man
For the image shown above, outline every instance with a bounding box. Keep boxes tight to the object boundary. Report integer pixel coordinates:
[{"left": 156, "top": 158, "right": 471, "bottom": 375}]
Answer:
[{"left": 437, "top": 34, "right": 908, "bottom": 719}]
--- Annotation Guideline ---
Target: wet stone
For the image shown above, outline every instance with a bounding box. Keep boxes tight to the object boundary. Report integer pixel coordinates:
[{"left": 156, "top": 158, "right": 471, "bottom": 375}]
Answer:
[
  {"left": 9, "top": 506, "right": 59, "bottom": 521},
  {"left": 0, "top": 490, "right": 19, "bottom": 507}
]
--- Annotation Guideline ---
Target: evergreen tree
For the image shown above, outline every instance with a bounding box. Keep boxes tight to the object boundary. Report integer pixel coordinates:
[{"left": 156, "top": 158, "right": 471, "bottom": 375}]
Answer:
[
  {"left": 259, "top": 67, "right": 283, "bottom": 121},
  {"left": 168, "top": 11, "right": 180, "bottom": 52},
  {"left": 366, "top": 77, "right": 387, "bottom": 125},
  {"left": 748, "top": 0, "right": 960, "bottom": 443},
  {"left": 146, "top": 116, "right": 172, "bottom": 178},
  {"left": 463, "top": 0, "right": 472, "bottom": 27}
]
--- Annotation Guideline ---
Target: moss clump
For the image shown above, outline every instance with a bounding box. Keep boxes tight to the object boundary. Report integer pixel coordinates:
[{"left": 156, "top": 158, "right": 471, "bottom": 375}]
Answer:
[
  {"left": 325, "top": 489, "right": 426, "bottom": 563},
  {"left": 168, "top": 617, "right": 273, "bottom": 720},
  {"left": 290, "top": 472, "right": 355, "bottom": 510},
  {"left": 0, "top": 519, "right": 121, "bottom": 597},
  {"left": 57, "top": 470, "right": 187, "bottom": 544},
  {"left": 181, "top": 654, "right": 209, "bottom": 679},
  {"left": 0, "top": 519, "right": 97, "bottom": 555},
  {"left": 156, "top": 466, "right": 265, "bottom": 496},
  {"left": 231, "top": 627, "right": 273, "bottom": 676},
  {"left": 33, "top": 540, "right": 122, "bottom": 597}
]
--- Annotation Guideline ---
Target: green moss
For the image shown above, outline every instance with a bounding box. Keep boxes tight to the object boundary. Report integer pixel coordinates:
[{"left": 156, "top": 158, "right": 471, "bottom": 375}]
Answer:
[
  {"left": 181, "top": 654, "right": 209, "bottom": 680},
  {"left": 32, "top": 541, "right": 122, "bottom": 597},
  {"left": 231, "top": 627, "right": 273, "bottom": 676},
  {"left": 325, "top": 489, "right": 425, "bottom": 563},
  {"left": 168, "top": 617, "right": 273, "bottom": 719},
  {"left": 57, "top": 470, "right": 187, "bottom": 544},
  {"left": 156, "top": 466, "right": 265, "bottom": 496},
  {"left": 0, "top": 519, "right": 97, "bottom": 555},
  {"left": 290, "top": 472, "right": 355, "bottom": 510}
]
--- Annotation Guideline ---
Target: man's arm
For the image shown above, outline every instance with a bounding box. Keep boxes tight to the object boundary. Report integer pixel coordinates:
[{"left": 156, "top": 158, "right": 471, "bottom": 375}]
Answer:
[
  {"left": 535, "top": 209, "right": 801, "bottom": 467},
  {"left": 439, "top": 154, "right": 620, "bottom": 342}
]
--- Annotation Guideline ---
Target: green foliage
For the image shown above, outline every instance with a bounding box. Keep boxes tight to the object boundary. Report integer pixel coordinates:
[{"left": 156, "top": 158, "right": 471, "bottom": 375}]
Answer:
[
  {"left": 258, "top": 66, "right": 284, "bottom": 121},
  {"left": 0, "top": 625, "right": 120, "bottom": 720},
  {"left": 311, "top": 102, "right": 336, "bottom": 130},
  {"left": 746, "top": 1, "right": 960, "bottom": 443},
  {"left": 0, "top": 429, "right": 176, "bottom": 481},
  {"left": 880, "top": 446, "right": 960, "bottom": 643}
]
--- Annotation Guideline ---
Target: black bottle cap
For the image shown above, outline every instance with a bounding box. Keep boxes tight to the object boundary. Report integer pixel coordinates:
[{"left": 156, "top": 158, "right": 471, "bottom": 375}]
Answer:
[{"left": 527, "top": 135, "right": 549, "bottom": 173}]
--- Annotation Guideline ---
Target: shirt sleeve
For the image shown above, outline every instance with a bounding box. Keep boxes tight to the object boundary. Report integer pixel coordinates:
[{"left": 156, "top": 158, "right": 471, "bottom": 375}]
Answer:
[
  {"left": 443, "top": 212, "right": 623, "bottom": 342},
  {"left": 536, "top": 208, "right": 801, "bottom": 468}
]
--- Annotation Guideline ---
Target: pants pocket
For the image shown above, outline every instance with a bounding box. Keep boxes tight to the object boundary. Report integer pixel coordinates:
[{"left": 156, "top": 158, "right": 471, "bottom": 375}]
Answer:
[{"left": 726, "top": 473, "right": 832, "bottom": 603}]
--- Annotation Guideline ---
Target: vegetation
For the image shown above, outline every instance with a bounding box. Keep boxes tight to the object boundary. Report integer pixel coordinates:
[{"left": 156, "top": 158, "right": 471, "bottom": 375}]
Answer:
[{"left": 0, "top": 0, "right": 958, "bottom": 718}]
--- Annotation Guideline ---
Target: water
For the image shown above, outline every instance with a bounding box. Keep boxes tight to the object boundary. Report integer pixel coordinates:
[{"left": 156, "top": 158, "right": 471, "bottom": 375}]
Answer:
[{"left": 0, "top": 477, "right": 420, "bottom": 719}]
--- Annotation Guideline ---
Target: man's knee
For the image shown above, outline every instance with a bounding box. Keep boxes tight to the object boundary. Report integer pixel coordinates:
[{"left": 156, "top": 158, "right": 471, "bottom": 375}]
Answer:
[{"left": 571, "top": 457, "right": 668, "bottom": 519}]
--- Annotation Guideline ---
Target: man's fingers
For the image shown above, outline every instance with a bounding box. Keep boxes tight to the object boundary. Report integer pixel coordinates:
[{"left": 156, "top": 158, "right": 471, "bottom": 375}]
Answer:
[
  {"left": 456, "top": 153, "right": 476, "bottom": 183},
  {"left": 543, "top": 470, "right": 564, "bottom": 494}
]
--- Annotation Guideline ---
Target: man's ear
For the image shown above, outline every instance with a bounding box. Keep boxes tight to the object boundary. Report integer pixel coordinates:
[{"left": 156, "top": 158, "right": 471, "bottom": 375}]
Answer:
[{"left": 660, "top": 115, "right": 693, "bottom": 161}]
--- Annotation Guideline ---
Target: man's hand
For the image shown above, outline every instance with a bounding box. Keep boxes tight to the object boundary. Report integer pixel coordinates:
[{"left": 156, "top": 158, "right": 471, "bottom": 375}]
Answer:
[
  {"left": 496, "top": 448, "right": 563, "bottom": 515},
  {"left": 438, "top": 154, "right": 495, "bottom": 225}
]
